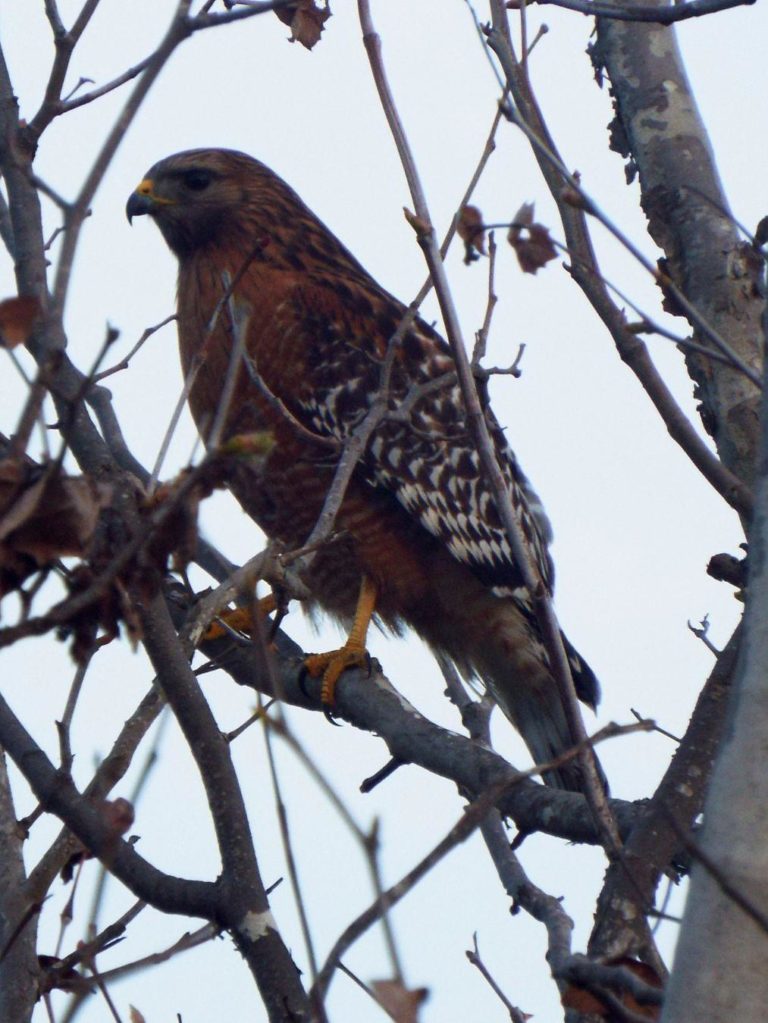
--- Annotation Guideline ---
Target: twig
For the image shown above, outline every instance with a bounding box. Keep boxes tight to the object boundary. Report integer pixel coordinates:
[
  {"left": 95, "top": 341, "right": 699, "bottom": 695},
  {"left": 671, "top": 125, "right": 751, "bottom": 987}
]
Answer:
[
  {"left": 60, "top": 58, "right": 155, "bottom": 113},
  {"left": 148, "top": 239, "right": 266, "bottom": 489},
  {"left": 467, "top": 934, "right": 530, "bottom": 1022},
  {"left": 265, "top": 714, "right": 405, "bottom": 983},
  {"left": 93, "top": 315, "right": 176, "bottom": 383},
  {"left": 687, "top": 614, "right": 721, "bottom": 656},
  {"left": 87, "top": 956, "right": 123, "bottom": 1023},
  {"left": 629, "top": 708, "right": 681, "bottom": 745},
  {"left": 205, "top": 273, "right": 251, "bottom": 450},
  {"left": 259, "top": 691, "right": 322, "bottom": 993},
  {"left": 472, "top": 232, "right": 498, "bottom": 366},
  {"left": 57, "top": 662, "right": 89, "bottom": 772},
  {"left": 242, "top": 351, "right": 339, "bottom": 449},
  {"left": 336, "top": 962, "right": 381, "bottom": 1004},
  {"left": 312, "top": 772, "right": 522, "bottom": 1003},
  {"left": 47, "top": 900, "right": 145, "bottom": 982}
]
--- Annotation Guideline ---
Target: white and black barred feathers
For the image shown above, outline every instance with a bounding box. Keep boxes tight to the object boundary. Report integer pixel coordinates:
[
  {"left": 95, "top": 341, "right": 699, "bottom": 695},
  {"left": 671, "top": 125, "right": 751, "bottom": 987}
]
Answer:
[{"left": 287, "top": 277, "right": 554, "bottom": 600}]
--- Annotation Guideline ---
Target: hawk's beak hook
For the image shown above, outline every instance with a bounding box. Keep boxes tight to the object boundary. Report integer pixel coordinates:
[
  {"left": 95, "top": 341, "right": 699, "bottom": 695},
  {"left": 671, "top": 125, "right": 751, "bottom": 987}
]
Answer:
[{"left": 126, "top": 180, "right": 159, "bottom": 224}]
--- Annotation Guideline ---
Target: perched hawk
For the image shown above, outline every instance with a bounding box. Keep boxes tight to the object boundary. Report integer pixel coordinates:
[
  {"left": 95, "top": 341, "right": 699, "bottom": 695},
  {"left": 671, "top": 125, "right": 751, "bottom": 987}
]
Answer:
[{"left": 126, "top": 149, "right": 601, "bottom": 792}]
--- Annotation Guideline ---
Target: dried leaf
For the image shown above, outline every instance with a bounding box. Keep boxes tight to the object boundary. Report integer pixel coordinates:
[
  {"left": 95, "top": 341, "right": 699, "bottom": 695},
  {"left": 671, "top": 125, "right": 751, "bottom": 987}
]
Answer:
[
  {"left": 561, "top": 983, "right": 606, "bottom": 1015},
  {"left": 0, "top": 460, "right": 112, "bottom": 596},
  {"left": 63, "top": 564, "right": 131, "bottom": 665},
  {"left": 457, "top": 204, "right": 486, "bottom": 264},
  {"left": 102, "top": 796, "right": 135, "bottom": 838},
  {"left": 562, "top": 957, "right": 662, "bottom": 1021},
  {"left": 143, "top": 448, "right": 262, "bottom": 576},
  {"left": 513, "top": 201, "right": 535, "bottom": 228},
  {"left": 275, "top": 0, "right": 331, "bottom": 50},
  {"left": 508, "top": 204, "right": 557, "bottom": 274},
  {"left": 372, "top": 979, "right": 429, "bottom": 1023},
  {"left": 61, "top": 798, "right": 136, "bottom": 882},
  {"left": 129, "top": 1007, "right": 147, "bottom": 1023},
  {"left": 0, "top": 296, "right": 40, "bottom": 347}
]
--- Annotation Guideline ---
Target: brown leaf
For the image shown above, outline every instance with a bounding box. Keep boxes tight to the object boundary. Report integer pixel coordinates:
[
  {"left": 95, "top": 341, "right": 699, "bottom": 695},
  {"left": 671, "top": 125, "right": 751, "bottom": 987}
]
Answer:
[
  {"left": 508, "top": 204, "right": 557, "bottom": 274},
  {"left": 63, "top": 564, "right": 131, "bottom": 666},
  {"left": 562, "top": 957, "right": 662, "bottom": 1021},
  {"left": 457, "top": 205, "right": 486, "bottom": 264},
  {"left": 275, "top": 0, "right": 331, "bottom": 50},
  {"left": 102, "top": 796, "right": 135, "bottom": 838},
  {"left": 61, "top": 798, "right": 136, "bottom": 882},
  {"left": 129, "top": 1007, "right": 147, "bottom": 1023},
  {"left": 0, "top": 296, "right": 40, "bottom": 347},
  {"left": 512, "top": 201, "right": 535, "bottom": 228},
  {"left": 142, "top": 448, "right": 258, "bottom": 576},
  {"left": 561, "top": 983, "right": 606, "bottom": 1015},
  {"left": 372, "top": 979, "right": 429, "bottom": 1023},
  {"left": 0, "top": 460, "right": 112, "bottom": 596}
]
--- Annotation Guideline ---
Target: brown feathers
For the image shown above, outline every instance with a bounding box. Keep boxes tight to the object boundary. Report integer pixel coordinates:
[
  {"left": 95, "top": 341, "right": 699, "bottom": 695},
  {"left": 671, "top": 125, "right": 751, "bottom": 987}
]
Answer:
[{"left": 127, "top": 148, "right": 601, "bottom": 792}]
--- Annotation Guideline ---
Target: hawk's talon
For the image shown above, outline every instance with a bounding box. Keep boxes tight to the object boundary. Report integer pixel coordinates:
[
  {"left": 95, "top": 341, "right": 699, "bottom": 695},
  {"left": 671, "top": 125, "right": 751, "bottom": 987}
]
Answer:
[
  {"left": 297, "top": 663, "right": 313, "bottom": 701},
  {"left": 203, "top": 593, "right": 279, "bottom": 642},
  {"left": 268, "top": 606, "right": 287, "bottom": 643},
  {"left": 304, "top": 644, "right": 370, "bottom": 706}
]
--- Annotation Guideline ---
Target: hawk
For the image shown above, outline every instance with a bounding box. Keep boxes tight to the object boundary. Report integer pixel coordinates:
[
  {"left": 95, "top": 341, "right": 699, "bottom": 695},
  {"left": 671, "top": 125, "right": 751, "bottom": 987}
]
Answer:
[{"left": 126, "top": 149, "right": 601, "bottom": 792}]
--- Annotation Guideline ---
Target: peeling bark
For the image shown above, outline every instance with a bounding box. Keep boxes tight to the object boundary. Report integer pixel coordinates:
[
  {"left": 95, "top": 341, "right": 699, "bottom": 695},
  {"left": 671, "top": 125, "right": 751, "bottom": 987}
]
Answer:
[
  {"left": 0, "top": 753, "right": 38, "bottom": 1023},
  {"left": 592, "top": 5, "right": 764, "bottom": 489},
  {"left": 661, "top": 376, "right": 768, "bottom": 1023}
]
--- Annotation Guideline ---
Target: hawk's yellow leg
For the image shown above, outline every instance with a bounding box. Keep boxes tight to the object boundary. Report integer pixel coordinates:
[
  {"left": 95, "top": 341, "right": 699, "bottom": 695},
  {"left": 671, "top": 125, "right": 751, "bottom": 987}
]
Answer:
[
  {"left": 305, "top": 575, "right": 378, "bottom": 705},
  {"left": 205, "top": 592, "right": 278, "bottom": 640}
]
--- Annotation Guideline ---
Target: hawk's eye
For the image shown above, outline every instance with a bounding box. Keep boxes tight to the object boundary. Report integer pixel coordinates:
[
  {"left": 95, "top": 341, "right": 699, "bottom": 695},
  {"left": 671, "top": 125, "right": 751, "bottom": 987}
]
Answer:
[{"left": 183, "top": 169, "right": 213, "bottom": 192}]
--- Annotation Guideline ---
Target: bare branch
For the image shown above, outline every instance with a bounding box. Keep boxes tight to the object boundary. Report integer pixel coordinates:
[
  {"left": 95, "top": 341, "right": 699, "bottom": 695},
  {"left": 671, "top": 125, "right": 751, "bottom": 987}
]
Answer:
[{"left": 525, "top": 0, "right": 756, "bottom": 23}]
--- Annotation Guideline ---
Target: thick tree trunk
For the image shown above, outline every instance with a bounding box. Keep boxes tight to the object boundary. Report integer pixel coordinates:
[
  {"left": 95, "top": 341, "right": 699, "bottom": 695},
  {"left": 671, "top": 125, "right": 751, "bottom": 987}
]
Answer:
[
  {"left": 662, "top": 382, "right": 768, "bottom": 1022},
  {"left": 0, "top": 753, "right": 38, "bottom": 1023},
  {"left": 593, "top": 4, "right": 764, "bottom": 499}
]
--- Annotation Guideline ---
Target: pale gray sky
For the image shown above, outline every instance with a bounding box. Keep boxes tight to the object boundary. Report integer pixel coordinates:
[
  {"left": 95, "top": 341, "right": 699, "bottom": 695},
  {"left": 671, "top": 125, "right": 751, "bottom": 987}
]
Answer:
[{"left": 1, "top": 1, "right": 765, "bottom": 1020}]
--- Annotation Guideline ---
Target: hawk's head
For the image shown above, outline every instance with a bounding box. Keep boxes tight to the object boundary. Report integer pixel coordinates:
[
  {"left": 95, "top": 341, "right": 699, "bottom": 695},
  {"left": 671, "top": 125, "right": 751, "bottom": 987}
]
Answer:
[{"left": 126, "top": 148, "right": 275, "bottom": 258}]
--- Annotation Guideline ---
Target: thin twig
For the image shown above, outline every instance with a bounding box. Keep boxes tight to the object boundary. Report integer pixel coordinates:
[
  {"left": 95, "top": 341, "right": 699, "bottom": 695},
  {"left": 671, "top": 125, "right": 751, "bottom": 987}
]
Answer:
[
  {"left": 93, "top": 315, "right": 176, "bottom": 383},
  {"left": 472, "top": 232, "right": 499, "bottom": 366},
  {"left": 467, "top": 934, "right": 530, "bottom": 1022}
]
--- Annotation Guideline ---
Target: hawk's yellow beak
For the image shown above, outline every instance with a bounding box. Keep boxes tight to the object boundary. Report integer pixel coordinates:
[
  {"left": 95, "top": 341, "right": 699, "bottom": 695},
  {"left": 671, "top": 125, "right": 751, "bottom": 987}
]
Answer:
[{"left": 126, "top": 179, "right": 174, "bottom": 223}]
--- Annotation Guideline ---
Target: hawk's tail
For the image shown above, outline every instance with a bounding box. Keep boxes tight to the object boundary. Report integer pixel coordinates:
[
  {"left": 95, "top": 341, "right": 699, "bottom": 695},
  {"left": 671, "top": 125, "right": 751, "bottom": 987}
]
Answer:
[{"left": 471, "top": 622, "right": 607, "bottom": 795}]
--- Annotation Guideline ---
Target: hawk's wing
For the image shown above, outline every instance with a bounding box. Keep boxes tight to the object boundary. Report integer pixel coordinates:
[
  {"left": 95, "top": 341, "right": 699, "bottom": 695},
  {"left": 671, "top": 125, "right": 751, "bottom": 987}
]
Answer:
[{"left": 265, "top": 273, "right": 555, "bottom": 603}]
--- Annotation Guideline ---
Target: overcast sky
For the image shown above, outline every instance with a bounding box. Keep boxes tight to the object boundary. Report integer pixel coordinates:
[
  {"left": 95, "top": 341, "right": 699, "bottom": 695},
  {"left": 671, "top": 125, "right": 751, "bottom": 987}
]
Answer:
[{"left": 1, "top": 1, "right": 766, "bottom": 1021}]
